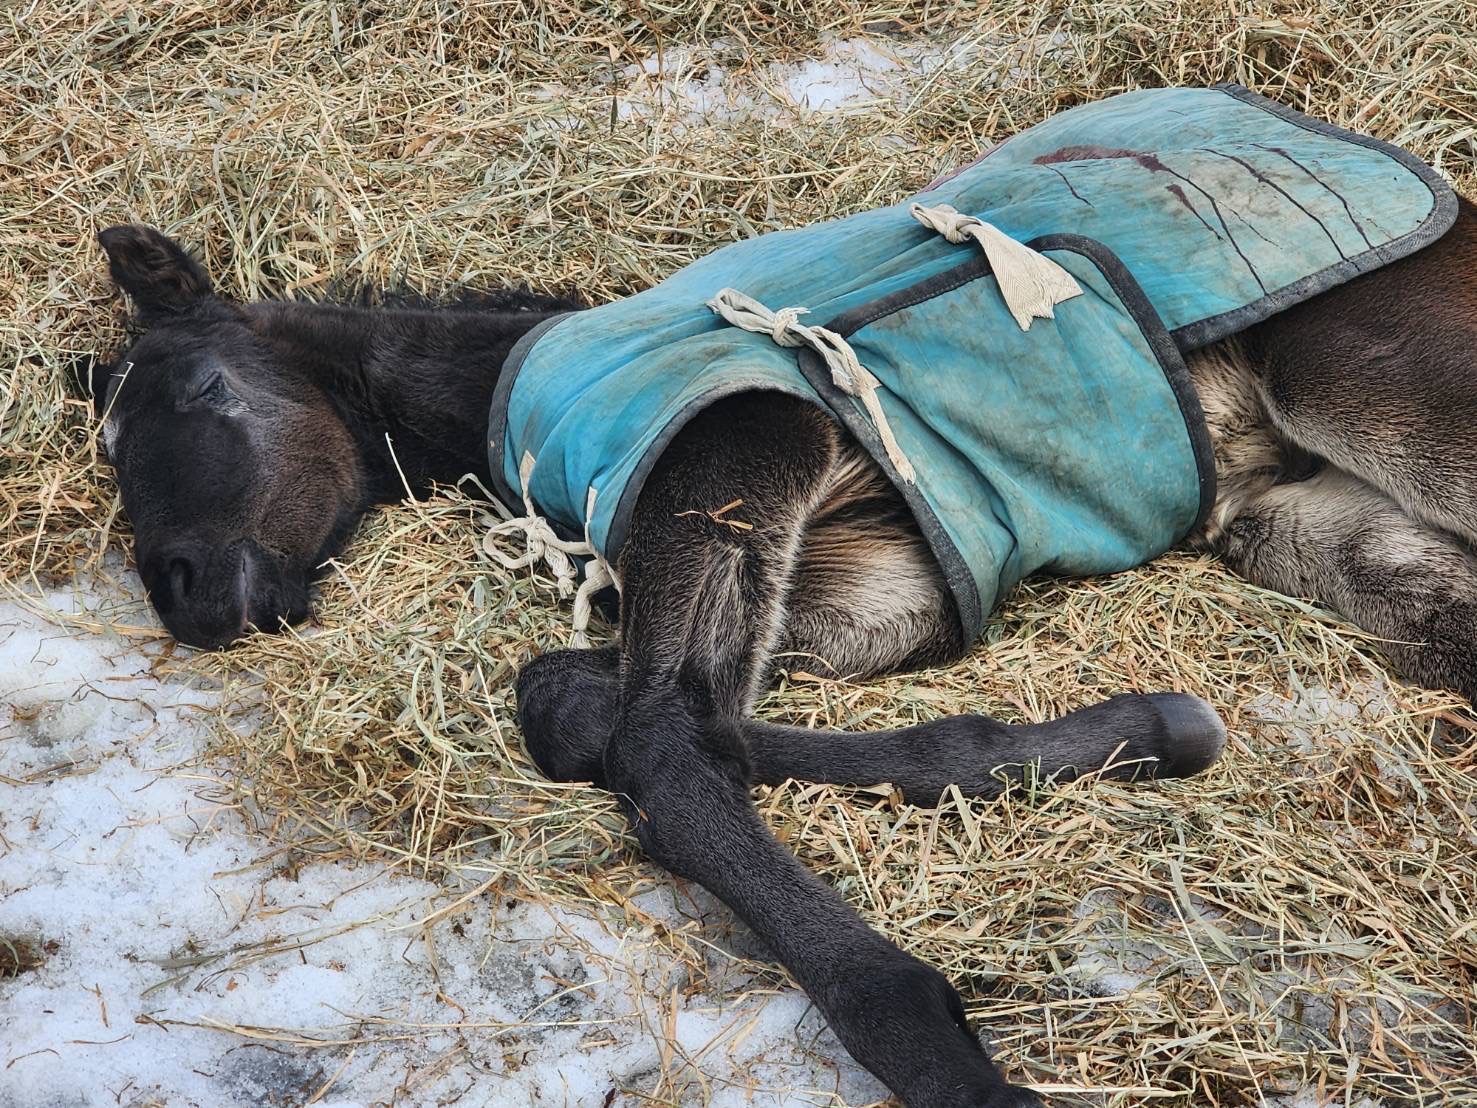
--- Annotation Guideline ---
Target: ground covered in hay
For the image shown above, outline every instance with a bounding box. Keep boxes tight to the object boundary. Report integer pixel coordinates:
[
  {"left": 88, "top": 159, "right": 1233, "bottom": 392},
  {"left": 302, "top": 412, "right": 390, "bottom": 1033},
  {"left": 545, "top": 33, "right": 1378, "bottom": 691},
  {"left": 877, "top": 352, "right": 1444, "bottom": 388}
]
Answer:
[{"left": 3, "top": 3, "right": 1476, "bottom": 1106}]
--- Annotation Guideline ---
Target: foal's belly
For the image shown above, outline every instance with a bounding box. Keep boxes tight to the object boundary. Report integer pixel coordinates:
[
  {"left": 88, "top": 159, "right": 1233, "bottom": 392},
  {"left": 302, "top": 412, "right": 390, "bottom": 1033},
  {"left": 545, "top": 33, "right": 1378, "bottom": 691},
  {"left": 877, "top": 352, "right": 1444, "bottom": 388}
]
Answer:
[{"left": 777, "top": 335, "right": 1284, "bottom": 678}]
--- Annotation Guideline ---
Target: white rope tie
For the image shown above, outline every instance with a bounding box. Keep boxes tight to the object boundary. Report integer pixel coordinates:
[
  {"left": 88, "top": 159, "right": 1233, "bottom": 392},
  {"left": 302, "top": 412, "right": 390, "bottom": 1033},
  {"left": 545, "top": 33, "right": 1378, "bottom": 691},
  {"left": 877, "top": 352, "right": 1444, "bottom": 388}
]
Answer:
[
  {"left": 909, "top": 202, "right": 1082, "bottom": 331},
  {"left": 567, "top": 485, "right": 619, "bottom": 649},
  {"left": 706, "top": 288, "right": 917, "bottom": 484},
  {"left": 483, "top": 452, "right": 620, "bottom": 648}
]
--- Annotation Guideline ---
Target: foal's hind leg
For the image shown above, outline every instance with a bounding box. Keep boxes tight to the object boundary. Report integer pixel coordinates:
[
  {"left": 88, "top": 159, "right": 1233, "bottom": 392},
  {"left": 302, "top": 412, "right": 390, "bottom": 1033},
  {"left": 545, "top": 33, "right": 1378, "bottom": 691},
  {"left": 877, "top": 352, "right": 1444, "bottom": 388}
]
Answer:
[
  {"left": 519, "top": 396, "right": 1227, "bottom": 1104},
  {"left": 1238, "top": 195, "right": 1477, "bottom": 544},
  {"left": 520, "top": 436, "right": 1225, "bottom": 806},
  {"left": 1209, "top": 466, "right": 1477, "bottom": 701},
  {"left": 767, "top": 441, "right": 1225, "bottom": 802}
]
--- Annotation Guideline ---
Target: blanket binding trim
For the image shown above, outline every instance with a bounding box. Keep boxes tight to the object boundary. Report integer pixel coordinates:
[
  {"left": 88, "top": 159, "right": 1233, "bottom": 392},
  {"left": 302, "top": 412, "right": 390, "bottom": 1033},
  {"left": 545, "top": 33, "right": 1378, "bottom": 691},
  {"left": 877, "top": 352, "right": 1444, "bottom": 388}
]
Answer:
[
  {"left": 1169, "top": 84, "right": 1459, "bottom": 349},
  {"left": 486, "top": 311, "right": 577, "bottom": 532}
]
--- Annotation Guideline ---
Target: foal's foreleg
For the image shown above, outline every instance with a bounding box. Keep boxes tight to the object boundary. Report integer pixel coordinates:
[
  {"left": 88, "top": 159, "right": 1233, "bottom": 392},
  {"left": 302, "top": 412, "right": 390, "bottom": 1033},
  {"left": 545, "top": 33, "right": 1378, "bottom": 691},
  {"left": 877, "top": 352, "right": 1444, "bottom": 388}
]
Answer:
[{"left": 563, "top": 393, "right": 1042, "bottom": 1107}]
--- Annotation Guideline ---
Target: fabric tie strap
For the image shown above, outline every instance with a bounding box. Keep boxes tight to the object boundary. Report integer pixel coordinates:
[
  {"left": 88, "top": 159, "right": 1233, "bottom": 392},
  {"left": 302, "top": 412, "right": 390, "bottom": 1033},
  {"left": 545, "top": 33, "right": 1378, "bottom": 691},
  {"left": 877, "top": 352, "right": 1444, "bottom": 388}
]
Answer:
[
  {"left": 909, "top": 202, "right": 1082, "bottom": 330},
  {"left": 483, "top": 452, "right": 620, "bottom": 648},
  {"left": 705, "top": 288, "right": 917, "bottom": 484}
]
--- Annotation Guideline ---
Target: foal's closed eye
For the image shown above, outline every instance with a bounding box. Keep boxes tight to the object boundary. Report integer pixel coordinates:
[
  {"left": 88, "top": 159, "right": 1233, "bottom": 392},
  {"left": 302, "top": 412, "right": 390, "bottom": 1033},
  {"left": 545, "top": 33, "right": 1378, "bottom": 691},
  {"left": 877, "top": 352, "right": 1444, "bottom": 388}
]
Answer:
[{"left": 185, "top": 371, "right": 246, "bottom": 414}]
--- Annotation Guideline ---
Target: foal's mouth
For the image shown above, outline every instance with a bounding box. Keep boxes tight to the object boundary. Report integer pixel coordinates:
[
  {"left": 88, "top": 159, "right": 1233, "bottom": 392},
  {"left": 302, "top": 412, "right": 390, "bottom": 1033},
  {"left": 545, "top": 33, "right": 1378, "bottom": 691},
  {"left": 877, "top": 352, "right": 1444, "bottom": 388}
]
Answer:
[
  {"left": 234, "top": 546, "right": 254, "bottom": 640},
  {"left": 228, "top": 546, "right": 317, "bottom": 647}
]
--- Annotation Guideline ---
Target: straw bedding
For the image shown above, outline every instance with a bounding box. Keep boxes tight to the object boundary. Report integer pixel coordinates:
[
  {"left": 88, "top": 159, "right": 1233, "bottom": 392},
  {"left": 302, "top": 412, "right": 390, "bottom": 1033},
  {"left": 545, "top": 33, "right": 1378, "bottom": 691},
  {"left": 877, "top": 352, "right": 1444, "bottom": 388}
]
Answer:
[{"left": 4, "top": 1, "right": 1475, "bottom": 1103}]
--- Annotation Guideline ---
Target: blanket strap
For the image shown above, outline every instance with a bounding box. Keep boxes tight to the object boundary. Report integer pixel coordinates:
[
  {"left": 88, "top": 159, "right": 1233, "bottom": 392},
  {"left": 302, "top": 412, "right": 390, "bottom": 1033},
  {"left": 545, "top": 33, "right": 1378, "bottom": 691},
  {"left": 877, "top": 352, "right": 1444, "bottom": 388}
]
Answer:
[
  {"left": 705, "top": 288, "right": 917, "bottom": 484},
  {"left": 909, "top": 202, "right": 1082, "bottom": 330},
  {"left": 483, "top": 451, "right": 620, "bottom": 648}
]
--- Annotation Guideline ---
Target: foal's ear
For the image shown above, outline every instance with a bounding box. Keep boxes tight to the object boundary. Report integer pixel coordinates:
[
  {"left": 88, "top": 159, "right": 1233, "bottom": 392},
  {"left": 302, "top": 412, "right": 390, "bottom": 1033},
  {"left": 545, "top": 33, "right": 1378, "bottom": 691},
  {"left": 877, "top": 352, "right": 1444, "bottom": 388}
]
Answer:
[{"left": 97, "top": 224, "right": 214, "bottom": 319}]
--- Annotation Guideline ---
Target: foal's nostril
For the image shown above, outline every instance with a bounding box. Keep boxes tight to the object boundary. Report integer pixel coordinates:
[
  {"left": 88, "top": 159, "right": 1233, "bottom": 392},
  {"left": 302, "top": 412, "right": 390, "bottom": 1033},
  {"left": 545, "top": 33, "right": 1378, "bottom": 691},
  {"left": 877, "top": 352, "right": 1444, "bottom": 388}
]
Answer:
[
  {"left": 148, "top": 552, "right": 197, "bottom": 615},
  {"left": 168, "top": 556, "right": 195, "bottom": 601},
  {"left": 142, "top": 543, "right": 293, "bottom": 649}
]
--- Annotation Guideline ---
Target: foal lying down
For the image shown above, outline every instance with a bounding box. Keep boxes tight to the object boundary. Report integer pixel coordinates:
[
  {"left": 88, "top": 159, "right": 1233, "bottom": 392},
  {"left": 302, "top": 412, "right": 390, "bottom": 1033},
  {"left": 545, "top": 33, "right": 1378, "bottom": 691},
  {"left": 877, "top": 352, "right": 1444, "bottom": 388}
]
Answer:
[{"left": 92, "top": 88, "right": 1472, "bottom": 1105}]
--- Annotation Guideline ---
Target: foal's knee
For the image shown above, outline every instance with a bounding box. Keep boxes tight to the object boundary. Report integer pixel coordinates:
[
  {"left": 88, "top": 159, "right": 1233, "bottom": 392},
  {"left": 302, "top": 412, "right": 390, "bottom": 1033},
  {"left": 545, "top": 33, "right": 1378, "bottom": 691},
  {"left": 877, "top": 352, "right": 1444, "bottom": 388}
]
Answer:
[
  {"left": 514, "top": 647, "right": 617, "bottom": 783},
  {"left": 602, "top": 695, "right": 754, "bottom": 878}
]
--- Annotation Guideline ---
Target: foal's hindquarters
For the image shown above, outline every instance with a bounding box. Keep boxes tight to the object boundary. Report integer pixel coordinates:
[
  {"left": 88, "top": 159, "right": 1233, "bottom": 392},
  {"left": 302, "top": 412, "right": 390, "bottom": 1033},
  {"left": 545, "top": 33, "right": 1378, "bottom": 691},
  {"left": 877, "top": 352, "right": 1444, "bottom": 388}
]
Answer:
[{"left": 1189, "top": 194, "right": 1477, "bottom": 703}]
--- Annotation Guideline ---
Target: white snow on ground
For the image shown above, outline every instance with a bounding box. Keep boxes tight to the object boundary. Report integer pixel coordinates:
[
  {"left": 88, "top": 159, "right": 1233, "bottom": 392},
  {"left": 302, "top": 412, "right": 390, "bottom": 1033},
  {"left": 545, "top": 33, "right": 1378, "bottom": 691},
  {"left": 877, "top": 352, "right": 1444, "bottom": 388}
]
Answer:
[
  {"left": 614, "top": 36, "right": 976, "bottom": 124},
  {"left": 614, "top": 38, "right": 957, "bottom": 121},
  {"left": 0, "top": 572, "right": 886, "bottom": 1107}
]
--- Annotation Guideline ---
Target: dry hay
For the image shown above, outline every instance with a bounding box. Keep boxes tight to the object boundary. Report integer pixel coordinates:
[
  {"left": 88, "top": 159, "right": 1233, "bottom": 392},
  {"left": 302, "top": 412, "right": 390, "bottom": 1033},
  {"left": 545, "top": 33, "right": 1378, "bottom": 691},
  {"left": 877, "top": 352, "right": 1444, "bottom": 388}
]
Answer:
[{"left": 4, "top": 1, "right": 1477, "bottom": 1104}]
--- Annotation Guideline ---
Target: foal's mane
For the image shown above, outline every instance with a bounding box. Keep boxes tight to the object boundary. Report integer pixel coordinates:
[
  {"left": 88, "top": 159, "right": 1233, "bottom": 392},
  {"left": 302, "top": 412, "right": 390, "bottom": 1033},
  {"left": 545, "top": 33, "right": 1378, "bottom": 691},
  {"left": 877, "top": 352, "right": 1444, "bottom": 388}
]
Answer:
[{"left": 321, "top": 279, "right": 587, "bottom": 317}]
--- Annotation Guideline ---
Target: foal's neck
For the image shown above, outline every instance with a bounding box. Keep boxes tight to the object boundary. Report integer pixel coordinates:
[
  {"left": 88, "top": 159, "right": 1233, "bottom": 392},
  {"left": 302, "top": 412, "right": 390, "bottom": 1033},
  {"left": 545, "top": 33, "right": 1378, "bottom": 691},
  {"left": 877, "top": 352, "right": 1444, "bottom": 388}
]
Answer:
[{"left": 249, "top": 299, "right": 569, "bottom": 502}]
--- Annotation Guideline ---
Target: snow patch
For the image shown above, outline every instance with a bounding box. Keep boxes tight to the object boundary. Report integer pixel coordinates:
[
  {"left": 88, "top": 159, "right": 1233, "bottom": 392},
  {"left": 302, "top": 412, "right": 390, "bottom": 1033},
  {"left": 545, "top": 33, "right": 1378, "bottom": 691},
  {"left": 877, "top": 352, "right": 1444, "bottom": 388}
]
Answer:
[
  {"left": 615, "top": 36, "right": 975, "bottom": 126},
  {"left": 0, "top": 577, "right": 883, "bottom": 1106}
]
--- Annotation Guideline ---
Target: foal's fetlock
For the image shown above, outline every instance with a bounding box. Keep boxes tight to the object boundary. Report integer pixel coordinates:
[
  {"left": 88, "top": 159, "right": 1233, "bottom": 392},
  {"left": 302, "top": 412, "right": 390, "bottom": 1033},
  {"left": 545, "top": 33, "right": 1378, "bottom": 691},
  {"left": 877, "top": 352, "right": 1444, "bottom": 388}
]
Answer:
[{"left": 821, "top": 956, "right": 1037, "bottom": 1107}]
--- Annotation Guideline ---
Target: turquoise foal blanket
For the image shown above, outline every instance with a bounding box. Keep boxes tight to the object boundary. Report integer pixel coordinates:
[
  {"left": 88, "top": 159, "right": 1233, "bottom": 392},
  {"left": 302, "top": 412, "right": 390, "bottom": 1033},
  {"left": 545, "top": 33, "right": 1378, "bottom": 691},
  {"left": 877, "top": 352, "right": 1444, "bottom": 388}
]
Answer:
[{"left": 489, "top": 84, "right": 1455, "bottom": 640}]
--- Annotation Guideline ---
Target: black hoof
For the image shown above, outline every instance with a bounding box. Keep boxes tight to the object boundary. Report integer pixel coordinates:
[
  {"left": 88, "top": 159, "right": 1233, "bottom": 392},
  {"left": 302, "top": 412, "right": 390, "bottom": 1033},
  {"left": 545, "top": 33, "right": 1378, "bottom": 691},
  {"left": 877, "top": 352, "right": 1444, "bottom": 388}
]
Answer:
[
  {"left": 514, "top": 648, "right": 616, "bottom": 783},
  {"left": 1144, "top": 693, "right": 1226, "bottom": 778}
]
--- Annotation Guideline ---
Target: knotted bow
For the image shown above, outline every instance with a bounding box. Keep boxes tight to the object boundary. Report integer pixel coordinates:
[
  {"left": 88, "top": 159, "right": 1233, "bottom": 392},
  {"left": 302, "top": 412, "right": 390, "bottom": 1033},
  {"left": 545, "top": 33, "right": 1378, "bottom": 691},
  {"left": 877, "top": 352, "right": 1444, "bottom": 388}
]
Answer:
[
  {"left": 705, "top": 288, "right": 916, "bottom": 484},
  {"left": 909, "top": 202, "right": 1082, "bottom": 330},
  {"left": 483, "top": 452, "right": 619, "bottom": 648}
]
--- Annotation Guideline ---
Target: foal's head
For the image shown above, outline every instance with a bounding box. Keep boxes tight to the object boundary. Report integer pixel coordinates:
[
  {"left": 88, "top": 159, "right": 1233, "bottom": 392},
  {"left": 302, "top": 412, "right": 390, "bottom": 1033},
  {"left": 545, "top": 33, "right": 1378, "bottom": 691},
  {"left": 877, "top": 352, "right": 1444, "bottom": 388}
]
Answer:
[{"left": 94, "top": 225, "right": 367, "bottom": 649}]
